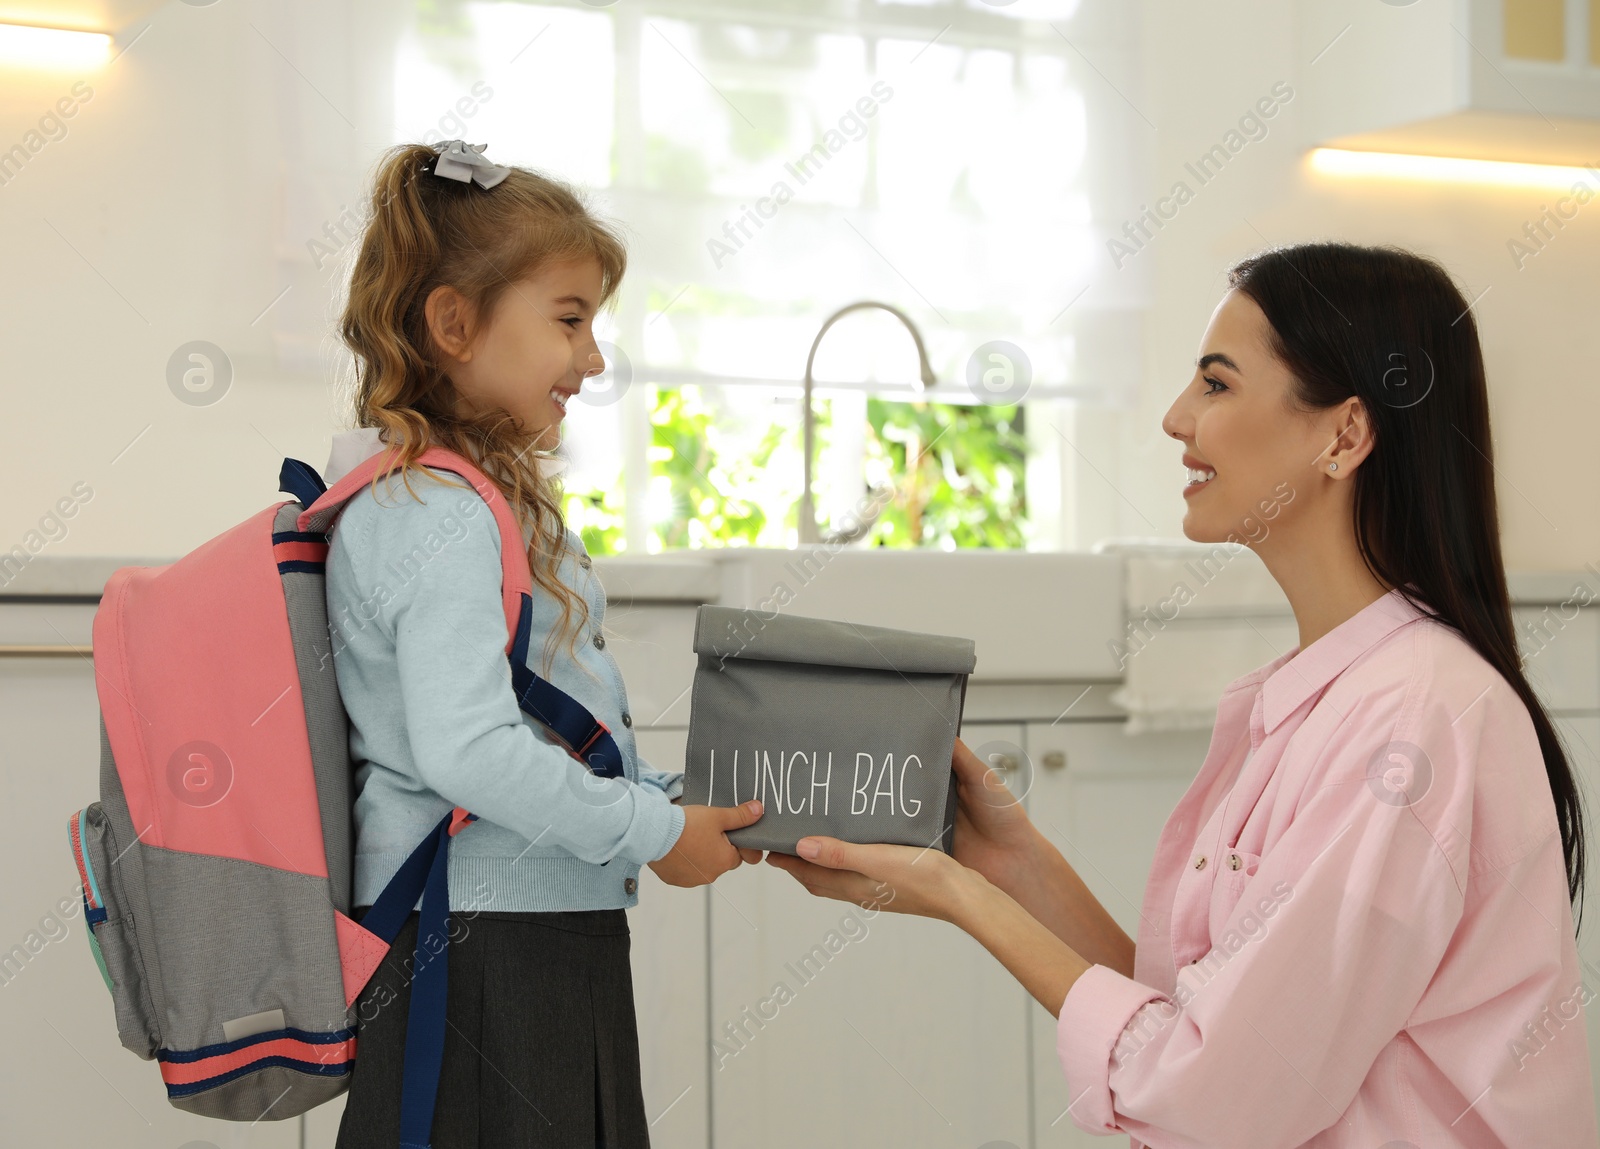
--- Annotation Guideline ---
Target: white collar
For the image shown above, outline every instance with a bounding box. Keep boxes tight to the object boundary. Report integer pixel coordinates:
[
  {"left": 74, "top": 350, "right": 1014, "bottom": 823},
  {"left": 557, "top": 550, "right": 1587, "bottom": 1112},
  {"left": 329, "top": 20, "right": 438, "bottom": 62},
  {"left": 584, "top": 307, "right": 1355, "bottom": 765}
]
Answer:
[{"left": 323, "top": 427, "right": 386, "bottom": 485}]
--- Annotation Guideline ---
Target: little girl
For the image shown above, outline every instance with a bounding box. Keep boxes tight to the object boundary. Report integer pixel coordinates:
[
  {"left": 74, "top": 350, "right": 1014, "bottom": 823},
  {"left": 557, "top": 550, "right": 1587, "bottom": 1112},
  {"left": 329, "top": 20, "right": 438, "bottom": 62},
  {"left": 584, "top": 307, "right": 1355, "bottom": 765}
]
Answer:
[{"left": 323, "top": 141, "right": 763, "bottom": 1148}]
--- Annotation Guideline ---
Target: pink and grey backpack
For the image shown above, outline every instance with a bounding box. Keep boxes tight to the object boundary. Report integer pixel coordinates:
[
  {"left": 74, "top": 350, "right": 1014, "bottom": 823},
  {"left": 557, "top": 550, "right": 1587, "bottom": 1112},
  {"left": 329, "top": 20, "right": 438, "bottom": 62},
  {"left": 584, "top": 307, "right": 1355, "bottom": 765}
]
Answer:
[{"left": 66, "top": 446, "right": 625, "bottom": 1144}]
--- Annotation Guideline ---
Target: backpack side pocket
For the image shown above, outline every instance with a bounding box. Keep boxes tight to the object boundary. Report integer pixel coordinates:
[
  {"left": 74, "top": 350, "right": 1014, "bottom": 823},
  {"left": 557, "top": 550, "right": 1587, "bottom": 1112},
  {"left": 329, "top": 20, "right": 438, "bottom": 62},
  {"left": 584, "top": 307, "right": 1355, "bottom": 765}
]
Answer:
[{"left": 69, "top": 804, "right": 160, "bottom": 1059}]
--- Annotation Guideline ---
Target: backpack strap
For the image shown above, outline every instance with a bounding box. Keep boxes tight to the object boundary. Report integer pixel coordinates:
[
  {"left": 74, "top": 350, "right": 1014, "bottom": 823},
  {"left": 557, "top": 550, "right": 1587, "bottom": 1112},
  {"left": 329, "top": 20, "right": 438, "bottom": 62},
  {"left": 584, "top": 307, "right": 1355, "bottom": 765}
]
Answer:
[
  {"left": 287, "top": 448, "right": 630, "bottom": 1149},
  {"left": 349, "top": 808, "right": 457, "bottom": 1149},
  {"left": 296, "top": 446, "right": 530, "bottom": 650},
  {"left": 508, "top": 600, "right": 622, "bottom": 778},
  {"left": 277, "top": 457, "right": 328, "bottom": 509},
  {"left": 289, "top": 448, "right": 624, "bottom": 780}
]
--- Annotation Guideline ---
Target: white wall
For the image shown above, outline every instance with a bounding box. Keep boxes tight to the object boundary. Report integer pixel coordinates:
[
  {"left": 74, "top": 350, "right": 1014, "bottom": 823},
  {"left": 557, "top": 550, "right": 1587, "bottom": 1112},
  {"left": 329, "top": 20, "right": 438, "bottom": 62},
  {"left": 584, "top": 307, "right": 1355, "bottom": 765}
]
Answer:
[
  {"left": 1097, "top": 0, "right": 1599, "bottom": 570},
  {"left": 2, "top": 0, "right": 398, "bottom": 561}
]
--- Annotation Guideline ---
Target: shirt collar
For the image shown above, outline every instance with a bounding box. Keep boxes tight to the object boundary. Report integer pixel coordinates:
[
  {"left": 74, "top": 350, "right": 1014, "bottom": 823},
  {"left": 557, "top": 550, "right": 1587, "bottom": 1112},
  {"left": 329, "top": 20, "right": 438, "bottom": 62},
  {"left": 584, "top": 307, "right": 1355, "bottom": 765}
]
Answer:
[{"left": 1221, "top": 587, "right": 1434, "bottom": 736}]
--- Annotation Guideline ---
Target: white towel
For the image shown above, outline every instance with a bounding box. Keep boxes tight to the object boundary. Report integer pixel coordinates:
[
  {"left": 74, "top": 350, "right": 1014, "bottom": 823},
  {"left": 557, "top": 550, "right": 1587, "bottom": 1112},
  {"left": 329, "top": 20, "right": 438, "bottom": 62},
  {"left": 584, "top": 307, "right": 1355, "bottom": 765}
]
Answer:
[{"left": 1100, "top": 546, "right": 1296, "bottom": 734}]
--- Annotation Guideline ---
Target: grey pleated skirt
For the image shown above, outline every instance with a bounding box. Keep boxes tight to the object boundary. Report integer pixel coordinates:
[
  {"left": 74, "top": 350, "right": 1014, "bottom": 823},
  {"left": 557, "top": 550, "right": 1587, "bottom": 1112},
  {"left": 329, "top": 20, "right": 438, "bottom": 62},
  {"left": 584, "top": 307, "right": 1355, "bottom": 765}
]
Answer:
[{"left": 334, "top": 908, "right": 650, "bottom": 1149}]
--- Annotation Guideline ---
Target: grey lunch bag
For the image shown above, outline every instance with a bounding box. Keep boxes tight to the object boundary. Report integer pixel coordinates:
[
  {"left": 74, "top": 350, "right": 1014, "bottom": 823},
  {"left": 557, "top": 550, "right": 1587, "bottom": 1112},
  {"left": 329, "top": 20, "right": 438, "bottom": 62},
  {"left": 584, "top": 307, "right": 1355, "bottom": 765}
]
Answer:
[{"left": 681, "top": 604, "right": 977, "bottom": 854}]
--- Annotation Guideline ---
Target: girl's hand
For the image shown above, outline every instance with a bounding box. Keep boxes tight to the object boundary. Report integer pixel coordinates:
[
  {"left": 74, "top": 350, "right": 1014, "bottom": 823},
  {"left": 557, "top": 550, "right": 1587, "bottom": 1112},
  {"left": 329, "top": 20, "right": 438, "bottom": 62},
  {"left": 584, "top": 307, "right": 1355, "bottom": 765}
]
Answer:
[
  {"left": 951, "top": 736, "right": 1047, "bottom": 893},
  {"left": 649, "top": 802, "right": 764, "bottom": 888},
  {"left": 766, "top": 837, "right": 976, "bottom": 923}
]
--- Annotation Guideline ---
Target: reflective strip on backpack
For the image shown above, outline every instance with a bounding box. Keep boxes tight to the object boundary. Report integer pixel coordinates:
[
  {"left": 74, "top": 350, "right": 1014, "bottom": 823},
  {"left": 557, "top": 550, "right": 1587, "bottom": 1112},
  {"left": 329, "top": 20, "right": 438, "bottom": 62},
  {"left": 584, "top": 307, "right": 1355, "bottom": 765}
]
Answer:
[
  {"left": 156, "top": 1027, "right": 357, "bottom": 1098},
  {"left": 271, "top": 530, "right": 329, "bottom": 575}
]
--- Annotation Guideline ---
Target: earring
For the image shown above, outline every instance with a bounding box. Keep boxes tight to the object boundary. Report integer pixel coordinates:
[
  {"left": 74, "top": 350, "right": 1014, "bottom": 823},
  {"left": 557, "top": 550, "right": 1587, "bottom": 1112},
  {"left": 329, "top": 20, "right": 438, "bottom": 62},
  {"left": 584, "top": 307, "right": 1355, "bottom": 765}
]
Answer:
[{"left": 1328, "top": 462, "right": 1338, "bottom": 472}]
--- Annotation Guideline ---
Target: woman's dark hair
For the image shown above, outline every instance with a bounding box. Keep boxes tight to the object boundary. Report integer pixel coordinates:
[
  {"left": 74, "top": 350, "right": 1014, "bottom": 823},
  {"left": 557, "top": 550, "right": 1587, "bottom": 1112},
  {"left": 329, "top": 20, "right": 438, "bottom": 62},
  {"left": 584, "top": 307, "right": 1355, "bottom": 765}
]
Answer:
[{"left": 1228, "top": 242, "right": 1587, "bottom": 933}]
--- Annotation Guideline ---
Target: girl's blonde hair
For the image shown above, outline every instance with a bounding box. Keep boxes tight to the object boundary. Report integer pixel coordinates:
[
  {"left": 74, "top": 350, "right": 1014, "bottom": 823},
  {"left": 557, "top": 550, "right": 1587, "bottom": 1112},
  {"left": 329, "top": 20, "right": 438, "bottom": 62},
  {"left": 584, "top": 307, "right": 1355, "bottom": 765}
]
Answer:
[{"left": 339, "top": 143, "right": 627, "bottom": 672}]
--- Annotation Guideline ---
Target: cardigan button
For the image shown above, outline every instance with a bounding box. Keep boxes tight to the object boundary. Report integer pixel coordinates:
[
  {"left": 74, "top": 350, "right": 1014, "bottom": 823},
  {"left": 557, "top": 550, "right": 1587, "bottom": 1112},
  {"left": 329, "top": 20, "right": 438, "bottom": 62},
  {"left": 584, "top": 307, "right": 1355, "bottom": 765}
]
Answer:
[
  {"left": 1228, "top": 853, "right": 1242, "bottom": 871},
  {"left": 593, "top": 633, "right": 606, "bottom": 650},
  {"left": 621, "top": 711, "right": 633, "bottom": 728},
  {"left": 1194, "top": 855, "right": 1207, "bottom": 870},
  {"left": 578, "top": 554, "right": 592, "bottom": 570},
  {"left": 624, "top": 877, "right": 637, "bottom": 895}
]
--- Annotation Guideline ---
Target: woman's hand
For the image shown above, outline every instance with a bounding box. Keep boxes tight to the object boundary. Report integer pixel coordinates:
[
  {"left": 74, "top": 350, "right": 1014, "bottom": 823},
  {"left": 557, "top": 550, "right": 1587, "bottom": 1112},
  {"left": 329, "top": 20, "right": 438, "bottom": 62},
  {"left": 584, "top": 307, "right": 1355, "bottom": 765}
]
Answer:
[
  {"left": 957, "top": 739, "right": 1138, "bottom": 977},
  {"left": 763, "top": 738, "right": 1047, "bottom": 920},
  {"left": 950, "top": 736, "right": 1046, "bottom": 891},
  {"left": 767, "top": 833, "right": 1092, "bottom": 1013},
  {"left": 765, "top": 837, "right": 975, "bottom": 923},
  {"left": 649, "top": 801, "right": 764, "bottom": 888}
]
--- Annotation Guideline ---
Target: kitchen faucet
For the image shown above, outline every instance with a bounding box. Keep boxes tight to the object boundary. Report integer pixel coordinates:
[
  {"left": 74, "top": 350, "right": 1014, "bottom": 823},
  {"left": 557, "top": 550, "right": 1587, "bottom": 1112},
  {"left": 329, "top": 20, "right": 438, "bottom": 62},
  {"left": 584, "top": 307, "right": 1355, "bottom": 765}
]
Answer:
[{"left": 798, "top": 300, "right": 937, "bottom": 546}]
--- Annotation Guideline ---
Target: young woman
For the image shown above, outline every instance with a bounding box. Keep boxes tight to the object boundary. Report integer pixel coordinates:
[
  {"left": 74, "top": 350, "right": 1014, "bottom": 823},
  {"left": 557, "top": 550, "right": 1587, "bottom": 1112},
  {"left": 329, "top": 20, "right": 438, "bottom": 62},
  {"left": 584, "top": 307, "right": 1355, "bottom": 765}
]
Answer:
[
  {"left": 771, "top": 243, "right": 1597, "bottom": 1147},
  {"left": 324, "top": 142, "right": 763, "bottom": 1148}
]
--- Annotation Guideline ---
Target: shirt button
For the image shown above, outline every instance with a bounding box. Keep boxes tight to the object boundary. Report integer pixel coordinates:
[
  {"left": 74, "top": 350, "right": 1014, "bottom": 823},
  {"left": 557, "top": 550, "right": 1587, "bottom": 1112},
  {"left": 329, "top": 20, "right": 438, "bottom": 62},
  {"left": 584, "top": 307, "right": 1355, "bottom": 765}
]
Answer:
[
  {"left": 593, "top": 633, "right": 606, "bottom": 650},
  {"left": 1194, "top": 855, "right": 1207, "bottom": 870},
  {"left": 621, "top": 711, "right": 633, "bottom": 728},
  {"left": 623, "top": 877, "right": 637, "bottom": 895}
]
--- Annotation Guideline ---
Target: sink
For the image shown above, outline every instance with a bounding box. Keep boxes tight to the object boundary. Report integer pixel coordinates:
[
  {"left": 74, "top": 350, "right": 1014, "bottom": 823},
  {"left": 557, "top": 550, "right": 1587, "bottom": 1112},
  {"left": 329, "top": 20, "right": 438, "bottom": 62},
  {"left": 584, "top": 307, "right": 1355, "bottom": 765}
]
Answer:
[{"left": 594, "top": 549, "right": 1123, "bottom": 681}]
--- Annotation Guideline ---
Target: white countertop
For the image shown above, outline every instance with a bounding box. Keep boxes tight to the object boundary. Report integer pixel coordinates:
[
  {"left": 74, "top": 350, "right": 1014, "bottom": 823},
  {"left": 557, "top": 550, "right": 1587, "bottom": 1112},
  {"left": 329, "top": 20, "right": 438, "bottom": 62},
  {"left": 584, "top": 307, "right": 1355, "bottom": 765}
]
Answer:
[
  {"left": 3, "top": 552, "right": 1590, "bottom": 606},
  {"left": 0, "top": 554, "right": 722, "bottom": 601}
]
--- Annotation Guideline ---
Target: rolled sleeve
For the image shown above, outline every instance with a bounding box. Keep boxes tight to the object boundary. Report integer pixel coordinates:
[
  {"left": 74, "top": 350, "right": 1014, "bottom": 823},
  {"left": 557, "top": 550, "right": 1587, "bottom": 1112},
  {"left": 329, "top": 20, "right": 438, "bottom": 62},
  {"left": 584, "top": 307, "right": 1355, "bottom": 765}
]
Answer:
[
  {"left": 1057, "top": 964, "right": 1169, "bottom": 1133},
  {"left": 619, "top": 786, "right": 685, "bottom": 863},
  {"left": 635, "top": 753, "right": 686, "bottom": 803}
]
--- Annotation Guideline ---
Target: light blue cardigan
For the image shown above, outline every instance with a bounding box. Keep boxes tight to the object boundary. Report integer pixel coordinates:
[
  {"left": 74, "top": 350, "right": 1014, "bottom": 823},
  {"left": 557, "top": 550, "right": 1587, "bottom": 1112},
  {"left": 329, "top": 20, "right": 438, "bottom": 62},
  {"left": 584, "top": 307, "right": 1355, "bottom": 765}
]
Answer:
[{"left": 323, "top": 449, "right": 686, "bottom": 913}]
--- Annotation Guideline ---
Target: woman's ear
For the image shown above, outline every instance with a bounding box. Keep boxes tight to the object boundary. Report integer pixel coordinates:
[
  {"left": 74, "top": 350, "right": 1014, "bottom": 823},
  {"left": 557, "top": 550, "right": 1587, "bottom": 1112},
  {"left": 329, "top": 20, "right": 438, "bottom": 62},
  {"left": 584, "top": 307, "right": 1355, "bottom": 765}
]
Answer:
[
  {"left": 424, "top": 285, "right": 477, "bottom": 363},
  {"left": 1322, "top": 396, "right": 1377, "bottom": 478}
]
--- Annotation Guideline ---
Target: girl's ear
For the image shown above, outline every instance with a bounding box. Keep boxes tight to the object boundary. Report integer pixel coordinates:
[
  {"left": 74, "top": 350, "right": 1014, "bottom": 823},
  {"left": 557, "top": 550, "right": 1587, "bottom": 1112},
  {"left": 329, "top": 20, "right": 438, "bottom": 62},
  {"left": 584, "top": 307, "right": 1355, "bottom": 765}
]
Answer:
[{"left": 425, "top": 284, "right": 477, "bottom": 363}]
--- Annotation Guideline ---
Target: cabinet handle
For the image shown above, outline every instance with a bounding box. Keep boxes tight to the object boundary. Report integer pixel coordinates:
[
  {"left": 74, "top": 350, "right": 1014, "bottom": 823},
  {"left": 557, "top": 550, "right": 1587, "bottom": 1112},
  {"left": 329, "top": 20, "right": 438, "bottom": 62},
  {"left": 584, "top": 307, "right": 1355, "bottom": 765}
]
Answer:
[
  {"left": 0, "top": 644, "right": 92, "bottom": 658},
  {"left": 1042, "top": 750, "right": 1067, "bottom": 771}
]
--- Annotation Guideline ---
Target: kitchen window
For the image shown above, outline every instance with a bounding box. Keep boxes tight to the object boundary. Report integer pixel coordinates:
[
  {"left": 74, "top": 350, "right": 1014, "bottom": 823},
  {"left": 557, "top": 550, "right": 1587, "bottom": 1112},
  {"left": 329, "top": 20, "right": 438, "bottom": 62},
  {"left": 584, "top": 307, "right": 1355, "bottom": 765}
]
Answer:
[{"left": 392, "top": 0, "right": 1140, "bottom": 551}]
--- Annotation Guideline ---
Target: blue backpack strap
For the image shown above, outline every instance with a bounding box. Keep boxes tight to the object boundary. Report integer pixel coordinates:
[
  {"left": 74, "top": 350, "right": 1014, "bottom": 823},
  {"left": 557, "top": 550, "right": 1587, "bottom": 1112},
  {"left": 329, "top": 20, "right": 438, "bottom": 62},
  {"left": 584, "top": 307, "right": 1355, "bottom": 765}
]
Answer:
[
  {"left": 279, "top": 457, "right": 329, "bottom": 508},
  {"left": 395, "top": 815, "right": 453, "bottom": 1149},
  {"left": 357, "top": 809, "right": 463, "bottom": 1149},
  {"left": 507, "top": 593, "right": 624, "bottom": 779},
  {"left": 349, "top": 572, "right": 625, "bottom": 1148}
]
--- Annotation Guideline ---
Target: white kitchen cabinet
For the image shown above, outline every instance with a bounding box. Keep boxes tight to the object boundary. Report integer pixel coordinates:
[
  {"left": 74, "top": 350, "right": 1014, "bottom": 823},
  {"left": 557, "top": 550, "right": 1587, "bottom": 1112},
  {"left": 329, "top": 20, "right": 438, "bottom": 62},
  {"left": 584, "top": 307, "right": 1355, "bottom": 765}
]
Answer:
[
  {"left": 1516, "top": 605, "right": 1600, "bottom": 715},
  {"left": 1022, "top": 719, "right": 1210, "bottom": 1148},
  {"left": 602, "top": 603, "right": 704, "bottom": 731},
  {"left": 704, "top": 721, "right": 1033, "bottom": 1149},
  {"left": 0, "top": 654, "right": 301, "bottom": 1148},
  {"left": 629, "top": 727, "right": 712, "bottom": 1149},
  {"left": 9, "top": 561, "right": 1600, "bottom": 1148}
]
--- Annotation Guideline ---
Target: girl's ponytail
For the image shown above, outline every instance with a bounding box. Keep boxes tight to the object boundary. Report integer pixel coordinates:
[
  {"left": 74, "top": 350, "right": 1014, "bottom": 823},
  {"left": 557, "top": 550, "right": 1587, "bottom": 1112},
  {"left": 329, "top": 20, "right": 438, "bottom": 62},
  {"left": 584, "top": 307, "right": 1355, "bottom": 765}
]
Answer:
[
  {"left": 339, "top": 143, "right": 629, "bottom": 674},
  {"left": 342, "top": 144, "right": 442, "bottom": 458}
]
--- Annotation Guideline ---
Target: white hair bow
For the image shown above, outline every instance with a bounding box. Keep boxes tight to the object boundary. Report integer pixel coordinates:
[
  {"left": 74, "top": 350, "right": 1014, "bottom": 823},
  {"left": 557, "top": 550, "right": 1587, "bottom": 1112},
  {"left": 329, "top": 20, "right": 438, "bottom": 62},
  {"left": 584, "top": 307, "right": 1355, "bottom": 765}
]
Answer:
[{"left": 430, "top": 140, "right": 510, "bottom": 190}]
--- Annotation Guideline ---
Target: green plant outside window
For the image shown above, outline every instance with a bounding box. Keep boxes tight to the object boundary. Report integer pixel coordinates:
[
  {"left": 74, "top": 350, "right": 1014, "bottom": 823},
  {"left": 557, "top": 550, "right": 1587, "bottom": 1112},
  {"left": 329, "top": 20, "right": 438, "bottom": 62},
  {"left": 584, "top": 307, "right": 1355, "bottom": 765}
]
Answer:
[{"left": 564, "top": 387, "right": 1027, "bottom": 553}]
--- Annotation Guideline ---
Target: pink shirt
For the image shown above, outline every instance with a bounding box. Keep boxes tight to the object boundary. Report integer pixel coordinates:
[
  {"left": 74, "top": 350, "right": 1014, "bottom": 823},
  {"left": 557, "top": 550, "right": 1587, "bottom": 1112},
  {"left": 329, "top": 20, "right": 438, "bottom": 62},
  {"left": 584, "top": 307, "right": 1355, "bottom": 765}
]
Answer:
[{"left": 1057, "top": 586, "right": 1597, "bottom": 1147}]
